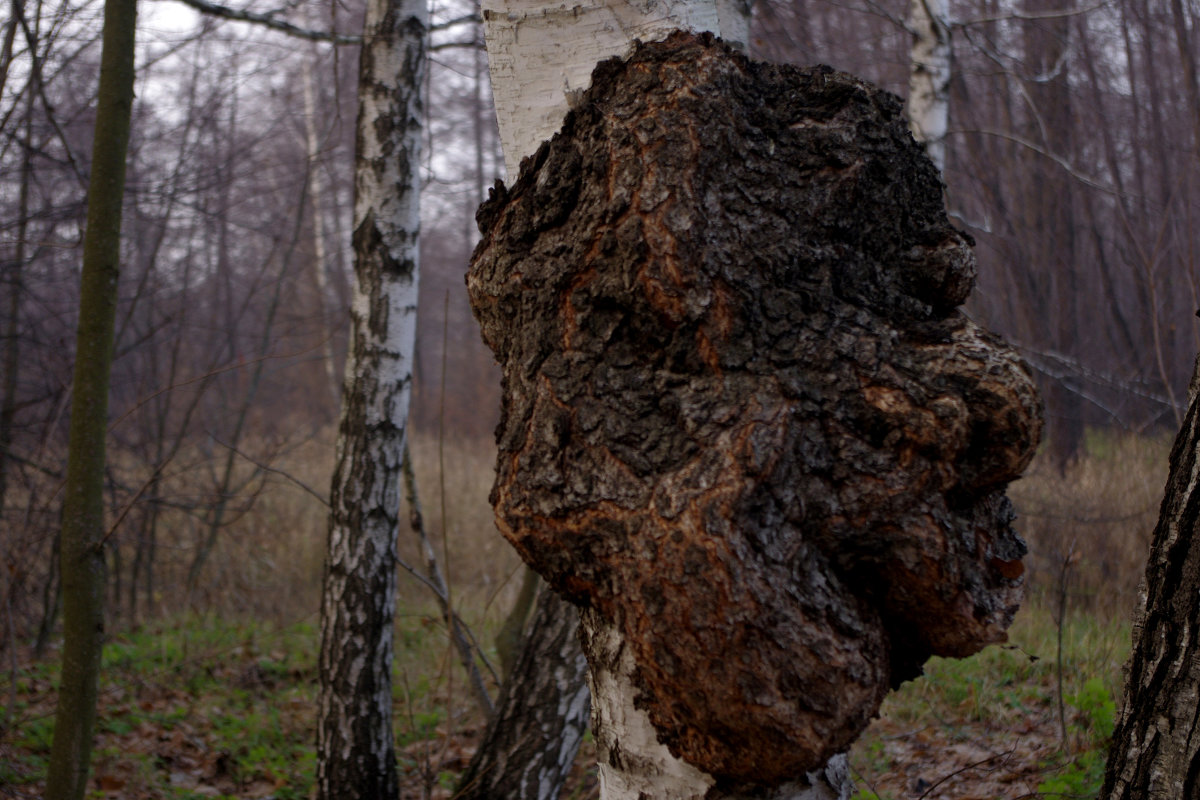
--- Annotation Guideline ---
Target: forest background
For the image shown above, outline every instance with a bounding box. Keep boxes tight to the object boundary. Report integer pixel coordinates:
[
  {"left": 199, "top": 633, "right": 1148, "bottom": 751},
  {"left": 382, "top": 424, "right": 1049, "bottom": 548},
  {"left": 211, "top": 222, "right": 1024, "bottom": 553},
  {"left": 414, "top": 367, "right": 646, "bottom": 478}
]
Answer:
[{"left": 0, "top": 0, "right": 1194, "bottom": 796}]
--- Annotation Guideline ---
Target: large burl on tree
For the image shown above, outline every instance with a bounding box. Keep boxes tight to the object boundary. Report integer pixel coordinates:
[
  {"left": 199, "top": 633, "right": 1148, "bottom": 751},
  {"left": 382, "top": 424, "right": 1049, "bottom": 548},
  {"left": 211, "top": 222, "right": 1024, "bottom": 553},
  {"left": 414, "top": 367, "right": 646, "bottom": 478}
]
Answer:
[{"left": 468, "top": 31, "right": 1042, "bottom": 787}]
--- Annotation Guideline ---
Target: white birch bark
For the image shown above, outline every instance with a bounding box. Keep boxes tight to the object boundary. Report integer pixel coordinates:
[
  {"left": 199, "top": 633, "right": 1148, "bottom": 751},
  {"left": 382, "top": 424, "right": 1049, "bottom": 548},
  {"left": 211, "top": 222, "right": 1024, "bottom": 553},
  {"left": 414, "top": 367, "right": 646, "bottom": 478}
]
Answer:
[
  {"left": 483, "top": 0, "right": 750, "bottom": 178},
  {"left": 315, "top": 0, "right": 427, "bottom": 795},
  {"left": 906, "top": 0, "right": 951, "bottom": 173},
  {"left": 482, "top": 3, "right": 853, "bottom": 797}
]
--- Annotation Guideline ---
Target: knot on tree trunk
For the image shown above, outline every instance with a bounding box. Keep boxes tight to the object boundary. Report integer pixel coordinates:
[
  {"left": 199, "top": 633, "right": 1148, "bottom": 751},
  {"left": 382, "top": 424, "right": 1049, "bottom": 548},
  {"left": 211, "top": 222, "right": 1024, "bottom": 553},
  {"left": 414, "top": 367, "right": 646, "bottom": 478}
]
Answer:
[{"left": 468, "top": 31, "right": 1042, "bottom": 786}]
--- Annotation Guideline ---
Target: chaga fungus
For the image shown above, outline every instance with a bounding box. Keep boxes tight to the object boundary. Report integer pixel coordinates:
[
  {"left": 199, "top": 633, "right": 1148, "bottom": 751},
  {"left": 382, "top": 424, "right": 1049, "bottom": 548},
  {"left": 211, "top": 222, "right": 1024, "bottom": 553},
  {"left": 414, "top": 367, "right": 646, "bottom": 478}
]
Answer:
[{"left": 467, "top": 31, "right": 1043, "bottom": 786}]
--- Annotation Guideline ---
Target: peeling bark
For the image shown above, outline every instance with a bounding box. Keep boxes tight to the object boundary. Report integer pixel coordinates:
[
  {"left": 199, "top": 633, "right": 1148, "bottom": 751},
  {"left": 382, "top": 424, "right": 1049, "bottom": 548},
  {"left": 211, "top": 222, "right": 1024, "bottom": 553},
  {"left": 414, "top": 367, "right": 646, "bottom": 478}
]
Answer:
[{"left": 469, "top": 32, "right": 1041, "bottom": 790}]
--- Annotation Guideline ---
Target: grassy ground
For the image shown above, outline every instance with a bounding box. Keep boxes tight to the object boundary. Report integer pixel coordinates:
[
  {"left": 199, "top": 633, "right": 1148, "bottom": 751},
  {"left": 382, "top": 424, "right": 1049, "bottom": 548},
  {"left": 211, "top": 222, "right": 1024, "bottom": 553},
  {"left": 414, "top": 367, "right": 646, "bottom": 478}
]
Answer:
[
  {"left": 849, "top": 606, "right": 1128, "bottom": 800},
  {"left": 0, "top": 431, "right": 1164, "bottom": 799},
  {"left": 0, "top": 602, "right": 1128, "bottom": 799}
]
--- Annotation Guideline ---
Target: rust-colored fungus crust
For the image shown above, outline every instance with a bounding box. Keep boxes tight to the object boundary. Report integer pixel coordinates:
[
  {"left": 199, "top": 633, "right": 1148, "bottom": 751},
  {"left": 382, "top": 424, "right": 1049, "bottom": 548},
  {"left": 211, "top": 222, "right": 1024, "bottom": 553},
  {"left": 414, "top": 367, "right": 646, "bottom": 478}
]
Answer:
[{"left": 468, "top": 32, "right": 1042, "bottom": 786}]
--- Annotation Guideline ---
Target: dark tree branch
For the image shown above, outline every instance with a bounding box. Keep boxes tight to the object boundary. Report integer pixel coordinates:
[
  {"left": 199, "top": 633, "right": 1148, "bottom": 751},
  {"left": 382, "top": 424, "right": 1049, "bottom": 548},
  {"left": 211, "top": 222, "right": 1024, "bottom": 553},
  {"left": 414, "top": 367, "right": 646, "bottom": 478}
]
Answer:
[{"left": 166, "top": 0, "right": 362, "bottom": 43}]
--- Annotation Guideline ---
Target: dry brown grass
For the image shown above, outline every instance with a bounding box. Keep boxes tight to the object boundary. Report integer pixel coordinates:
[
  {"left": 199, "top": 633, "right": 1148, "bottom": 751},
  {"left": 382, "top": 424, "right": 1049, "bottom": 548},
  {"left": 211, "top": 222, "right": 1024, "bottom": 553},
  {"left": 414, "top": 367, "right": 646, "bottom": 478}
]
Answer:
[
  {"left": 182, "top": 425, "right": 1170, "bottom": 631},
  {"left": 1010, "top": 431, "right": 1170, "bottom": 620},
  {"left": 2, "top": 422, "right": 1171, "bottom": 654},
  {"left": 399, "top": 430, "right": 523, "bottom": 617},
  {"left": 163, "top": 426, "right": 521, "bottom": 628}
]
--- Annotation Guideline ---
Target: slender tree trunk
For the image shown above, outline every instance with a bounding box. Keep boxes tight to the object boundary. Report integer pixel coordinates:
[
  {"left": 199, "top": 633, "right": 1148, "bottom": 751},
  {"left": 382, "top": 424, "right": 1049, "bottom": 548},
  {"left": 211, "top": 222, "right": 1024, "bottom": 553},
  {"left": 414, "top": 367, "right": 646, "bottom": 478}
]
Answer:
[
  {"left": 1171, "top": 0, "right": 1200, "bottom": 155},
  {"left": 1101, "top": 356, "right": 1200, "bottom": 799},
  {"left": 906, "top": 0, "right": 950, "bottom": 173},
  {"left": 315, "top": 0, "right": 426, "bottom": 795},
  {"left": 0, "top": 84, "right": 33, "bottom": 521},
  {"left": 302, "top": 58, "right": 341, "bottom": 410},
  {"left": 455, "top": 587, "right": 590, "bottom": 800},
  {"left": 494, "top": 565, "right": 540, "bottom": 679},
  {"left": 1022, "top": 0, "right": 1081, "bottom": 468},
  {"left": 44, "top": 0, "right": 136, "bottom": 794}
]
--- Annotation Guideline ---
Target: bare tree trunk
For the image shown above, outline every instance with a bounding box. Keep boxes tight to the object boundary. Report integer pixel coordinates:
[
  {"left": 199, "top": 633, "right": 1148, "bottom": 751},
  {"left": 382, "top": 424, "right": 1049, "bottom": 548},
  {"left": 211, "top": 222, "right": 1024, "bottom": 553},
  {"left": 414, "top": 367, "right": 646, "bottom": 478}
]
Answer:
[
  {"left": 494, "top": 565, "right": 540, "bottom": 679},
  {"left": 906, "top": 0, "right": 950, "bottom": 173},
  {"left": 0, "top": 82, "right": 33, "bottom": 522},
  {"left": 315, "top": 0, "right": 427, "bottom": 795},
  {"left": 302, "top": 58, "right": 341, "bottom": 410},
  {"left": 45, "top": 0, "right": 136, "bottom": 794},
  {"left": 1171, "top": 0, "right": 1200, "bottom": 155},
  {"left": 1101, "top": 357, "right": 1200, "bottom": 799},
  {"left": 456, "top": 587, "right": 590, "bottom": 800},
  {"left": 1022, "top": 0, "right": 1081, "bottom": 468}
]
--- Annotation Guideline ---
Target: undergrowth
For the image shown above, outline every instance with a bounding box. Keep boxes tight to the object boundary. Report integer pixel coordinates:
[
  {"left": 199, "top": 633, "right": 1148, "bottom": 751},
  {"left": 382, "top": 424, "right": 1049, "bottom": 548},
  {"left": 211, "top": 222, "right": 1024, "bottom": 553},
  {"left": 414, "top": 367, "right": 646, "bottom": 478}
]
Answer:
[
  {"left": 0, "top": 430, "right": 1164, "bottom": 798},
  {"left": 0, "top": 601, "right": 1130, "bottom": 799},
  {"left": 0, "top": 612, "right": 501, "bottom": 799},
  {"left": 850, "top": 604, "right": 1128, "bottom": 800}
]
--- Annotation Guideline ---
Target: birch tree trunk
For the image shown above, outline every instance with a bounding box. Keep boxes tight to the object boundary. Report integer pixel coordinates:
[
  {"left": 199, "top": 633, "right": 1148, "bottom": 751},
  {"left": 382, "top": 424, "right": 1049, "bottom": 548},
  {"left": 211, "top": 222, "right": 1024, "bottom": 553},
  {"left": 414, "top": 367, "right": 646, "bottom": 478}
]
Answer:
[
  {"left": 476, "top": 5, "right": 835, "bottom": 798},
  {"left": 45, "top": 0, "right": 136, "bottom": 795},
  {"left": 315, "top": 0, "right": 426, "bottom": 795},
  {"left": 1101, "top": 356, "right": 1200, "bottom": 799},
  {"left": 470, "top": 32, "right": 1040, "bottom": 800},
  {"left": 906, "top": 0, "right": 950, "bottom": 173},
  {"left": 456, "top": 587, "right": 591, "bottom": 800},
  {"left": 482, "top": 0, "right": 749, "bottom": 178}
]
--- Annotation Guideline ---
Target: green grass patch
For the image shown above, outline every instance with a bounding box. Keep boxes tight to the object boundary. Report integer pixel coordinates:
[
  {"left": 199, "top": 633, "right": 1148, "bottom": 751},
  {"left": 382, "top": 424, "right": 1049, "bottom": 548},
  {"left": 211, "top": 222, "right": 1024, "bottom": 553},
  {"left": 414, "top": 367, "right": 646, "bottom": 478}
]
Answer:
[
  {"left": 851, "top": 602, "right": 1129, "bottom": 799},
  {"left": 5, "top": 615, "right": 323, "bottom": 797}
]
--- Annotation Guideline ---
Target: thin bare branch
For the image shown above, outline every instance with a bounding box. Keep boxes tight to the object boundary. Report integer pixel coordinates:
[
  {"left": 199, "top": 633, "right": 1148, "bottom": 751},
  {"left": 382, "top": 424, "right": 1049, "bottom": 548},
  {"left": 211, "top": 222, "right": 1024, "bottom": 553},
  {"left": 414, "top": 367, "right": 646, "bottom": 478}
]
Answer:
[
  {"left": 166, "top": 0, "right": 362, "bottom": 43},
  {"left": 431, "top": 12, "right": 477, "bottom": 32},
  {"left": 401, "top": 442, "right": 498, "bottom": 715},
  {"left": 955, "top": 127, "right": 1114, "bottom": 193},
  {"left": 956, "top": 0, "right": 1113, "bottom": 28},
  {"left": 209, "top": 436, "right": 330, "bottom": 508},
  {"left": 429, "top": 38, "right": 481, "bottom": 52}
]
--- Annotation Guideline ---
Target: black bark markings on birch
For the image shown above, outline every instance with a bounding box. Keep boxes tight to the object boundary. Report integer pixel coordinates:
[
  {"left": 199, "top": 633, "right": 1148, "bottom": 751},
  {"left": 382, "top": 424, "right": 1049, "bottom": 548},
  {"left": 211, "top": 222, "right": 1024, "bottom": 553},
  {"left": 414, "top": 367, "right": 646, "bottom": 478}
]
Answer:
[{"left": 468, "top": 32, "right": 1042, "bottom": 786}]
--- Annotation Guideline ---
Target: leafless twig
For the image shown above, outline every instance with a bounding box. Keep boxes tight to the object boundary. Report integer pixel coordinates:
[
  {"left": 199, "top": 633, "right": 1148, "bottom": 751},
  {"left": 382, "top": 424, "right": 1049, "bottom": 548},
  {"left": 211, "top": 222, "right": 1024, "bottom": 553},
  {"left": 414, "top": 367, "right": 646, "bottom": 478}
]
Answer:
[{"left": 167, "top": 0, "right": 362, "bottom": 43}]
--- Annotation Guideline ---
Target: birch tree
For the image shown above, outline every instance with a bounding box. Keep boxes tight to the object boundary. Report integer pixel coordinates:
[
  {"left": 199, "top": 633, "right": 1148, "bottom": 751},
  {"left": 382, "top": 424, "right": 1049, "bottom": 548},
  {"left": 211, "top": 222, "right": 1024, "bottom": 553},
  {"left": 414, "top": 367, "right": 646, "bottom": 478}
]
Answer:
[
  {"left": 906, "top": 0, "right": 950, "bottom": 173},
  {"left": 315, "top": 0, "right": 426, "bottom": 795},
  {"left": 1101, "top": 357, "right": 1200, "bottom": 798},
  {"left": 474, "top": 12, "right": 1041, "bottom": 800},
  {"left": 476, "top": 7, "right": 794, "bottom": 798},
  {"left": 481, "top": 0, "right": 749, "bottom": 178},
  {"left": 45, "top": 0, "right": 137, "bottom": 794},
  {"left": 455, "top": 586, "right": 590, "bottom": 800}
]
